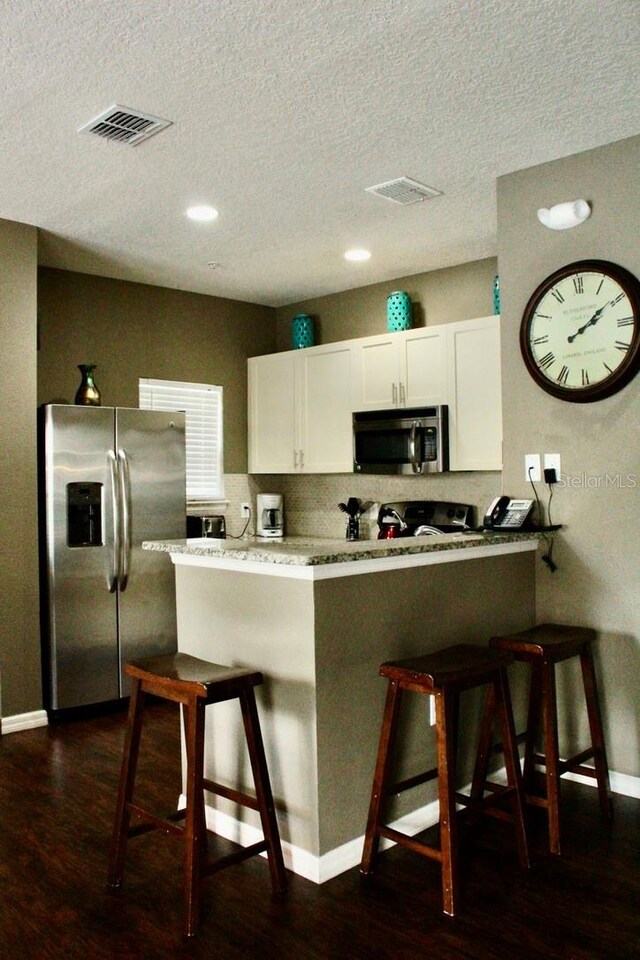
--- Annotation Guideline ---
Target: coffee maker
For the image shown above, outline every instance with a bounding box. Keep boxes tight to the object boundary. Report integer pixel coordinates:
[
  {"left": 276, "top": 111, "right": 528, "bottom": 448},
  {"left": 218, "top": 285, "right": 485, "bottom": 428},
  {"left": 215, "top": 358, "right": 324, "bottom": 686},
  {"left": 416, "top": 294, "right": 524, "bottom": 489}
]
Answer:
[{"left": 256, "top": 493, "right": 284, "bottom": 538}]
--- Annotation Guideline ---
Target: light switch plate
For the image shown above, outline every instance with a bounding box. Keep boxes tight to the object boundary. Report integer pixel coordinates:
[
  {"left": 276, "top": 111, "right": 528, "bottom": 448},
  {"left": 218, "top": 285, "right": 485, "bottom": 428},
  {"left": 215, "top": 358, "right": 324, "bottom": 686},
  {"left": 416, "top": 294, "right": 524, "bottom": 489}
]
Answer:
[{"left": 525, "top": 453, "right": 541, "bottom": 482}]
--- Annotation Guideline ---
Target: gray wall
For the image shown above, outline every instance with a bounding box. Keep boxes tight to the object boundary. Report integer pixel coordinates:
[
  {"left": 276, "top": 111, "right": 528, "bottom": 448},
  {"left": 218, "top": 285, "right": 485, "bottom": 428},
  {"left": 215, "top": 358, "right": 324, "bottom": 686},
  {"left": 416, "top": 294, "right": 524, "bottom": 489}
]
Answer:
[
  {"left": 37, "top": 267, "right": 276, "bottom": 473},
  {"left": 498, "top": 134, "right": 640, "bottom": 777},
  {"left": 0, "top": 219, "right": 41, "bottom": 718},
  {"left": 275, "top": 257, "right": 497, "bottom": 349}
]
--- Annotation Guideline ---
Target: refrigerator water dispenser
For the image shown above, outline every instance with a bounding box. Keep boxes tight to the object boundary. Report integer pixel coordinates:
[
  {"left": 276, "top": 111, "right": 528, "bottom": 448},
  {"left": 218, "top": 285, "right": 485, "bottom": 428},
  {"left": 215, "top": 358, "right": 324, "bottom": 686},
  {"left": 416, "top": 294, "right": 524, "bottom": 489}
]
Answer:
[{"left": 67, "top": 482, "right": 103, "bottom": 547}]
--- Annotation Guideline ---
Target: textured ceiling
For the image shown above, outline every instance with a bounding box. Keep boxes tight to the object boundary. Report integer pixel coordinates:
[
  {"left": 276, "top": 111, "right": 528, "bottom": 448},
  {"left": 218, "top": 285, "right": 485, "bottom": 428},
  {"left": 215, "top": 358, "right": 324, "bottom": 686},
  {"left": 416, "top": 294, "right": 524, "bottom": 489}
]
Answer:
[{"left": 2, "top": 0, "right": 639, "bottom": 307}]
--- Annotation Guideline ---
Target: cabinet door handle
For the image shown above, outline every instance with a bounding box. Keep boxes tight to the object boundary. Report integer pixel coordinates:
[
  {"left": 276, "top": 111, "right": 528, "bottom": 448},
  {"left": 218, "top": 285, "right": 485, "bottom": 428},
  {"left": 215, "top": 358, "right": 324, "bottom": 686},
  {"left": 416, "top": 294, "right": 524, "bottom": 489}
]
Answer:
[
  {"left": 399, "top": 382, "right": 406, "bottom": 406},
  {"left": 293, "top": 449, "right": 298, "bottom": 468},
  {"left": 392, "top": 382, "right": 398, "bottom": 405}
]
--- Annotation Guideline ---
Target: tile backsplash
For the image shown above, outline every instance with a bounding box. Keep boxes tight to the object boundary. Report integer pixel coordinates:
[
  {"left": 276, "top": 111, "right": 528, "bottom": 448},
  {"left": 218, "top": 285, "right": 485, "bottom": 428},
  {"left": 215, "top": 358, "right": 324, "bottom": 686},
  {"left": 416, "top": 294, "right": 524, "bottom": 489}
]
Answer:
[{"left": 222, "top": 472, "right": 502, "bottom": 539}]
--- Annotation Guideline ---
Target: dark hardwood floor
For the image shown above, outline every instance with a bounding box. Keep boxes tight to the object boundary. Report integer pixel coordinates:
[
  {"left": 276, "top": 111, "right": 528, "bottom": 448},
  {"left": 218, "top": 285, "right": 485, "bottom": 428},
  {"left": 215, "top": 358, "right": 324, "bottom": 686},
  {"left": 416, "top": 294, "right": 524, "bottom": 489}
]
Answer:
[{"left": 1, "top": 699, "right": 638, "bottom": 959}]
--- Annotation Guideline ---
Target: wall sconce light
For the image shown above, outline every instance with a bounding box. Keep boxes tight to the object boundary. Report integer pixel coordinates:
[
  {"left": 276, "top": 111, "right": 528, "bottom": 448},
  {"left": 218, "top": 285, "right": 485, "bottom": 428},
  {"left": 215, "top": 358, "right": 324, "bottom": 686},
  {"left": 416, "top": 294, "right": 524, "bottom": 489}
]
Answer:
[{"left": 537, "top": 199, "right": 591, "bottom": 230}]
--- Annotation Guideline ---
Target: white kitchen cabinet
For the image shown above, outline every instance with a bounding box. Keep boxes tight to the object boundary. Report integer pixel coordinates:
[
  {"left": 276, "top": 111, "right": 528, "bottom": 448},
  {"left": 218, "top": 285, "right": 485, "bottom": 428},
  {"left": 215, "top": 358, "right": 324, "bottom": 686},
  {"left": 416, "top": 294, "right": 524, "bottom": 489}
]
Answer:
[
  {"left": 351, "top": 327, "right": 447, "bottom": 410},
  {"left": 248, "top": 342, "right": 353, "bottom": 473},
  {"left": 446, "top": 314, "right": 502, "bottom": 471}
]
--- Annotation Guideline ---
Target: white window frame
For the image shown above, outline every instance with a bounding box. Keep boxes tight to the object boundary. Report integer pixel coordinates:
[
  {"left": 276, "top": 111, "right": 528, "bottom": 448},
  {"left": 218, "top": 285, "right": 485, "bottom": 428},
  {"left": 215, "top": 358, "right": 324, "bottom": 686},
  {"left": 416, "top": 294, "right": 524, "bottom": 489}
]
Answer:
[{"left": 139, "top": 378, "right": 224, "bottom": 503}]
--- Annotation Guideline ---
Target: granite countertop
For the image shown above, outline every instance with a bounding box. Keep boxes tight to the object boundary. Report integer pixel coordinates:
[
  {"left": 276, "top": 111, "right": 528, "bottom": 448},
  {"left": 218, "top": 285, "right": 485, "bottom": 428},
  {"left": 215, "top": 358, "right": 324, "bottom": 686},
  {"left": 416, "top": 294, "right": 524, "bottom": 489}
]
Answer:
[{"left": 143, "top": 530, "right": 541, "bottom": 568}]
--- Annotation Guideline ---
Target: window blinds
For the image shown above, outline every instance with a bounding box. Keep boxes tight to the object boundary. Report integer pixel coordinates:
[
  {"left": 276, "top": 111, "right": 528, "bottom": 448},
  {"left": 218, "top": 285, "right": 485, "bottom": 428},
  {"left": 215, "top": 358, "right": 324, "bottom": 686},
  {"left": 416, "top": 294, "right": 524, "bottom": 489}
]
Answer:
[{"left": 139, "top": 378, "right": 224, "bottom": 501}]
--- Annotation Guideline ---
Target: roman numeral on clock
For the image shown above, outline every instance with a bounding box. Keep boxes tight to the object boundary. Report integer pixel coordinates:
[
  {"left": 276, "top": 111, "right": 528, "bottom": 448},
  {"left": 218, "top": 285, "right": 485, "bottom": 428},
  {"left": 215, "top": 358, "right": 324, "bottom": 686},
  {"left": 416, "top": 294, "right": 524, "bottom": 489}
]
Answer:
[
  {"left": 615, "top": 340, "right": 630, "bottom": 351},
  {"left": 573, "top": 276, "right": 584, "bottom": 294},
  {"left": 557, "top": 365, "right": 570, "bottom": 385},
  {"left": 551, "top": 289, "right": 565, "bottom": 304},
  {"left": 582, "top": 369, "right": 590, "bottom": 386},
  {"left": 533, "top": 335, "right": 549, "bottom": 345},
  {"left": 617, "top": 317, "right": 633, "bottom": 327},
  {"left": 538, "top": 351, "right": 555, "bottom": 369},
  {"left": 610, "top": 293, "right": 625, "bottom": 306}
]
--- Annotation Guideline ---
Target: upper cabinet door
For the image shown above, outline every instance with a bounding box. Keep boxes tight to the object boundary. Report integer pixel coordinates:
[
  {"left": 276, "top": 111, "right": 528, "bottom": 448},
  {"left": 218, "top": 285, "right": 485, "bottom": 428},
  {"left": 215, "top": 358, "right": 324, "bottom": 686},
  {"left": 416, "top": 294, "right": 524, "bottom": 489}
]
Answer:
[
  {"left": 446, "top": 315, "right": 502, "bottom": 471},
  {"left": 351, "top": 334, "right": 400, "bottom": 410},
  {"left": 401, "top": 328, "right": 448, "bottom": 407},
  {"left": 248, "top": 353, "right": 296, "bottom": 473},
  {"left": 298, "top": 343, "right": 353, "bottom": 472}
]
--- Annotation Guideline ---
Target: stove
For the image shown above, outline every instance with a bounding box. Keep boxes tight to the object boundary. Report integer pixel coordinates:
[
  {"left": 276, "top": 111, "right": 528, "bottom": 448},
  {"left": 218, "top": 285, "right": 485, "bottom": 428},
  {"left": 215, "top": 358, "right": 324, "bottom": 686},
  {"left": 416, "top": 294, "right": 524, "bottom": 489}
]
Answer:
[{"left": 377, "top": 500, "right": 474, "bottom": 538}]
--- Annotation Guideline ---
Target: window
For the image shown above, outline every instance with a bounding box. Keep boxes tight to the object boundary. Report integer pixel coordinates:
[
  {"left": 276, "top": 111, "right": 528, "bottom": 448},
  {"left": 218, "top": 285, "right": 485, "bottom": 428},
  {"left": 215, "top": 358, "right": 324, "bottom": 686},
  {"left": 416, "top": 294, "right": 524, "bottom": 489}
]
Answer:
[{"left": 139, "top": 378, "right": 224, "bottom": 502}]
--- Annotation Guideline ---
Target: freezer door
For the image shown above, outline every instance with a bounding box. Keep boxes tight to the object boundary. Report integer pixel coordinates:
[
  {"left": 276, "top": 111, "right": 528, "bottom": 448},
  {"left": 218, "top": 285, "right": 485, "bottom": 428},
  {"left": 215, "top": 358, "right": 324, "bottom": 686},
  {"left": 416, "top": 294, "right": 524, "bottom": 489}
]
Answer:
[
  {"left": 115, "top": 408, "right": 186, "bottom": 694},
  {"left": 42, "top": 405, "right": 120, "bottom": 710}
]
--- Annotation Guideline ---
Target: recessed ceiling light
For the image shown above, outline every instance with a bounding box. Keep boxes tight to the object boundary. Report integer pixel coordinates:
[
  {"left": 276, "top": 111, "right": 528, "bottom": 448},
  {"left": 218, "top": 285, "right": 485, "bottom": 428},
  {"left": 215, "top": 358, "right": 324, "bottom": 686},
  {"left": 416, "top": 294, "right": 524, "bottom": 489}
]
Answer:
[
  {"left": 186, "top": 205, "right": 219, "bottom": 222},
  {"left": 344, "top": 248, "right": 371, "bottom": 262}
]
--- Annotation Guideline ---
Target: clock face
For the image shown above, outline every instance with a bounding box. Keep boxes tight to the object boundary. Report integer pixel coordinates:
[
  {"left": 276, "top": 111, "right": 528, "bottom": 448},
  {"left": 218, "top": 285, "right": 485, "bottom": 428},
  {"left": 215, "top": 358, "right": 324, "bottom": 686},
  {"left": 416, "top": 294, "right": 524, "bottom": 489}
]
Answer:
[{"left": 520, "top": 260, "right": 640, "bottom": 401}]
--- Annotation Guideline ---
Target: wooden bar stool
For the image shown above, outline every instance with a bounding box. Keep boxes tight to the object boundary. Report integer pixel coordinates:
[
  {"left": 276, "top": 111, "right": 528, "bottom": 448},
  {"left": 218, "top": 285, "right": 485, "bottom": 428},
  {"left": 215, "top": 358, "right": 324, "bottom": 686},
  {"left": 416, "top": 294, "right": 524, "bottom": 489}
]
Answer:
[
  {"left": 107, "top": 653, "right": 287, "bottom": 937},
  {"left": 360, "top": 644, "right": 529, "bottom": 917},
  {"left": 489, "top": 623, "right": 612, "bottom": 855}
]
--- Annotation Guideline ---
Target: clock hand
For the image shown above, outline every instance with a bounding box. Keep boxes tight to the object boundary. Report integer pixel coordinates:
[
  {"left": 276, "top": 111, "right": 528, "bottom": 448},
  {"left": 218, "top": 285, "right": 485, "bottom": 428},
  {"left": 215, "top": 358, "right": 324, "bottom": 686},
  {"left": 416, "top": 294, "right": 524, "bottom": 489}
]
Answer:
[{"left": 567, "top": 302, "right": 608, "bottom": 343}]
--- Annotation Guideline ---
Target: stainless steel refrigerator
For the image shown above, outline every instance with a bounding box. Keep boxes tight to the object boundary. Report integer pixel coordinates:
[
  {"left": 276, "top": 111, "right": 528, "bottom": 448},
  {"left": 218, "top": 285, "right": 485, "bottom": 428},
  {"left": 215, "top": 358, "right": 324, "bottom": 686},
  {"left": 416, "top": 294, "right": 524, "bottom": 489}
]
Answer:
[{"left": 40, "top": 404, "right": 186, "bottom": 713}]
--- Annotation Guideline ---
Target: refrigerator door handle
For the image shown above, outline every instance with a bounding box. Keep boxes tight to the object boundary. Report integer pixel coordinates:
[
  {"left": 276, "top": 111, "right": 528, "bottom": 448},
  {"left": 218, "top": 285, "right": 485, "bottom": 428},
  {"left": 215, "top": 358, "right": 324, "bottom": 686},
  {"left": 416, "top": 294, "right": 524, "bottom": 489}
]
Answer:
[
  {"left": 117, "top": 448, "right": 132, "bottom": 592},
  {"left": 107, "top": 449, "right": 121, "bottom": 593}
]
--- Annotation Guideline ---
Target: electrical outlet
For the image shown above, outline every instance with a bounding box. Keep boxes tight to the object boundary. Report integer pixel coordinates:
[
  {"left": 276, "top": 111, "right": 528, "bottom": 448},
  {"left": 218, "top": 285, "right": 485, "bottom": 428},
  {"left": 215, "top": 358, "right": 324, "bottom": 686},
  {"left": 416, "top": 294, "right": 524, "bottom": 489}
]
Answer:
[
  {"left": 544, "top": 453, "right": 561, "bottom": 479},
  {"left": 241, "top": 502, "right": 251, "bottom": 518},
  {"left": 525, "top": 453, "right": 541, "bottom": 482}
]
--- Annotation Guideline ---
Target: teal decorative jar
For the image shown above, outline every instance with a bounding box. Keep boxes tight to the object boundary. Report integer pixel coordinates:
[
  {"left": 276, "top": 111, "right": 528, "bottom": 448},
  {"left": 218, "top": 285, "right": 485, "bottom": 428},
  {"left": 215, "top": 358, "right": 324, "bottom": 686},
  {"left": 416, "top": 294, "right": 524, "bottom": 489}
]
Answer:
[
  {"left": 387, "top": 291, "right": 412, "bottom": 331},
  {"left": 291, "top": 314, "right": 315, "bottom": 349},
  {"left": 493, "top": 275, "right": 501, "bottom": 315}
]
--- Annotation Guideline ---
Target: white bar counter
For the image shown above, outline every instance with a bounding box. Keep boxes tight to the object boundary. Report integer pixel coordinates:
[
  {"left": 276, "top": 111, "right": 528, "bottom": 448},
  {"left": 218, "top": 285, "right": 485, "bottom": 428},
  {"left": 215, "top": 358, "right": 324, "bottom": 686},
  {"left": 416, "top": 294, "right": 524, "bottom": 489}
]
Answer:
[{"left": 143, "top": 532, "right": 539, "bottom": 883}]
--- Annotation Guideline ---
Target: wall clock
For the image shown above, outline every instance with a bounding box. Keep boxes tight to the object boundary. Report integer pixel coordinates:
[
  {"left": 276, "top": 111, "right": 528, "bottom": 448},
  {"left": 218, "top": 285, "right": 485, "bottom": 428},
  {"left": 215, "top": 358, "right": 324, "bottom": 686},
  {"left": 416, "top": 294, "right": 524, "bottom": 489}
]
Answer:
[{"left": 520, "top": 259, "right": 640, "bottom": 402}]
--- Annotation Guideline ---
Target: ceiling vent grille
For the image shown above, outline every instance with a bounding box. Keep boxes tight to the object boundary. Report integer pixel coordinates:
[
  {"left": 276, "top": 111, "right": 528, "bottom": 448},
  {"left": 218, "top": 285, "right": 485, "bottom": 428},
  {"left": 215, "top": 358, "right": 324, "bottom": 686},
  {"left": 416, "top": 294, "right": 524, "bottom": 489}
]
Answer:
[
  {"left": 365, "top": 177, "right": 442, "bottom": 205},
  {"left": 78, "top": 104, "right": 172, "bottom": 146}
]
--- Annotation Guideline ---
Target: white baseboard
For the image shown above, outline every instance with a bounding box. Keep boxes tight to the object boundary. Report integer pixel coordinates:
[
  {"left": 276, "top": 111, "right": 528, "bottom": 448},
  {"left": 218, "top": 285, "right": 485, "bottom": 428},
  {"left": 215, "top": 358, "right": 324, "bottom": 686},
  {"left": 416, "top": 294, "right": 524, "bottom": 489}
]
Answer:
[
  {"left": 183, "top": 792, "right": 441, "bottom": 885},
  {"left": 185, "top": 766, "right": 640, "bottom": 884},
  {"left": 1, "top": 710, "right": 48, "bottom": 735}
]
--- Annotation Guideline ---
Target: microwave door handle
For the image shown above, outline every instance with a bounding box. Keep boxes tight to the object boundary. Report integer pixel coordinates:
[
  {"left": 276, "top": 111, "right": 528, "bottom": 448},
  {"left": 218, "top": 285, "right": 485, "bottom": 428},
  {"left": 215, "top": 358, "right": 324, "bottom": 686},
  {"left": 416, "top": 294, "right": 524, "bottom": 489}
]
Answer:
[{"left": 409, "top": 421, "right": 421, "bottom": 474}]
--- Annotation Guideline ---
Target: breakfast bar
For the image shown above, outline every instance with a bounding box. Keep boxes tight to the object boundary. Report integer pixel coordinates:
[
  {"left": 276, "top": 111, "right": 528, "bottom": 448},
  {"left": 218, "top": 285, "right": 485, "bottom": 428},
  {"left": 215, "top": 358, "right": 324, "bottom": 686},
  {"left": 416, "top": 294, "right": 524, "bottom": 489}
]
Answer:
[{"left": 143, "top": 532, "right": 539, "bottom": 883}]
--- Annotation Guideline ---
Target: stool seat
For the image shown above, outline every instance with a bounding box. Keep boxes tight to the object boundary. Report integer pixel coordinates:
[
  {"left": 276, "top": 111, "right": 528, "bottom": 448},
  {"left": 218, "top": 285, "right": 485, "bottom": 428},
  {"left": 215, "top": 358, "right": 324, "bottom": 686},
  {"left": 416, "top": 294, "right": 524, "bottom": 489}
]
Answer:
[
  {"left": 126, "top": 652, "right": 263, "bottom": 699},
  {"left": 380, "top": 643, "right": 515, "bottom": 688},
  {"left": 491, "top": 623, "right": 597, "bottom": 663},
  {"left": 489, "top": 623, "right": 612, "bottom": 855},
  {"left": 361, "top": 643, "right": 529, "bottom": 917},
  {"left": 108, "top": 652, "right": 287, "bottom": 937}
]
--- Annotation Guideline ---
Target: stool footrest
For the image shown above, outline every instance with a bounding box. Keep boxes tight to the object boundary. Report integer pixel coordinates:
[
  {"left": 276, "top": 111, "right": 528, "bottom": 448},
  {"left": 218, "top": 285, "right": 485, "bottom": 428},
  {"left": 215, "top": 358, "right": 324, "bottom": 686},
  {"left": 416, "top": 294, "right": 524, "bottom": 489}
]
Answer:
[
  {"left": 378, "top": 825, "right": 443, "bottom": 864},
  {"left": 531, "top": 747, "right": 596, "bottom": 776},
  {"left": 126, "top": 804, "right": 186, "bottom": 839},
  {"left": 203, "top": 777, "right": 260, "bottom": 812},
  {"left": 387, "top": 767, "right": 438, "bottom": 797},
  {"left": 201, "top": 839, "right": 269, "bottom": 878}
]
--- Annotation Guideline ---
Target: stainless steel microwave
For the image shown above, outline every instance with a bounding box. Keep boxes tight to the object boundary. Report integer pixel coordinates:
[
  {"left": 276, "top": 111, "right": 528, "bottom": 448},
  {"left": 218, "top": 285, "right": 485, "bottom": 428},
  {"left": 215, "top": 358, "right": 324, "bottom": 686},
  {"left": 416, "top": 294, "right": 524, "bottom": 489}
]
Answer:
[{"left": 353, "top": 405, "right": 449, "bottom": 475}]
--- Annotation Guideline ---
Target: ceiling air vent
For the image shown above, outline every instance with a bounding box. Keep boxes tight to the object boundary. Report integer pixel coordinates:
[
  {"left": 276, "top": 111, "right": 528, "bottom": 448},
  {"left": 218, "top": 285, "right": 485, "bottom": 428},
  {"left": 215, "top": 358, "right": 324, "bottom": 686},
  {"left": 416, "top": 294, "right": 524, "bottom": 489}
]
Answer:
[
  {"left": 78, "top": 104, "right": 172, "bottom": 146},
  {"left": 365, "top": 177, "right": 442, "bottom": 205}
]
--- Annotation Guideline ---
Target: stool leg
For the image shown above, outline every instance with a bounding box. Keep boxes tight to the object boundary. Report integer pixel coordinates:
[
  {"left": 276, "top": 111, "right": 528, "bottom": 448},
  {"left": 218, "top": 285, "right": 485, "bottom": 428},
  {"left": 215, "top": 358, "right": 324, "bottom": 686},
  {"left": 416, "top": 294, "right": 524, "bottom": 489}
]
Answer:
[
  {"left": 495, "top": 668, "right": 530, "bottom": 870},
  {"left": 579, "top": 643, "right": 613, "bottom": 820},
  {"left": 435, "top": 687, "right": 459, "bottom": 917},
  {"left": 108, "top": 678, "right": 145, "bottom": 889},
  {"left": 182, "top": 696, "right": 206, "bottom": 938},
  {"left": 239, "top": 687, "right": 287, "bottom": 895},
  {"left": 361, "top": 680, "right": 403, "bottom": 877},
  {"left": 522, "top": 664, "right": 543, "bottom": 794},
  {"left": 541, "top": 662, "right": 562, "bottom": 855},
  {"left": 470, "top": 683, "right": 496, "bottom": 802}
]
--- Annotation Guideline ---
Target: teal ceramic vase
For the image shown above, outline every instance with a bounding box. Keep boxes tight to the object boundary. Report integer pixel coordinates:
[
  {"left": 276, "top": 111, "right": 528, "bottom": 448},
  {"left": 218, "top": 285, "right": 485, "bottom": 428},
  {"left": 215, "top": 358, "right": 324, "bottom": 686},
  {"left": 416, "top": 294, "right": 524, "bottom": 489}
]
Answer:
[
  {"left": 387, "top": 291, "right": 412, "bottom": 331},
  {"left": 291, "top": 314, "right": 315, "bottom": 349}
]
